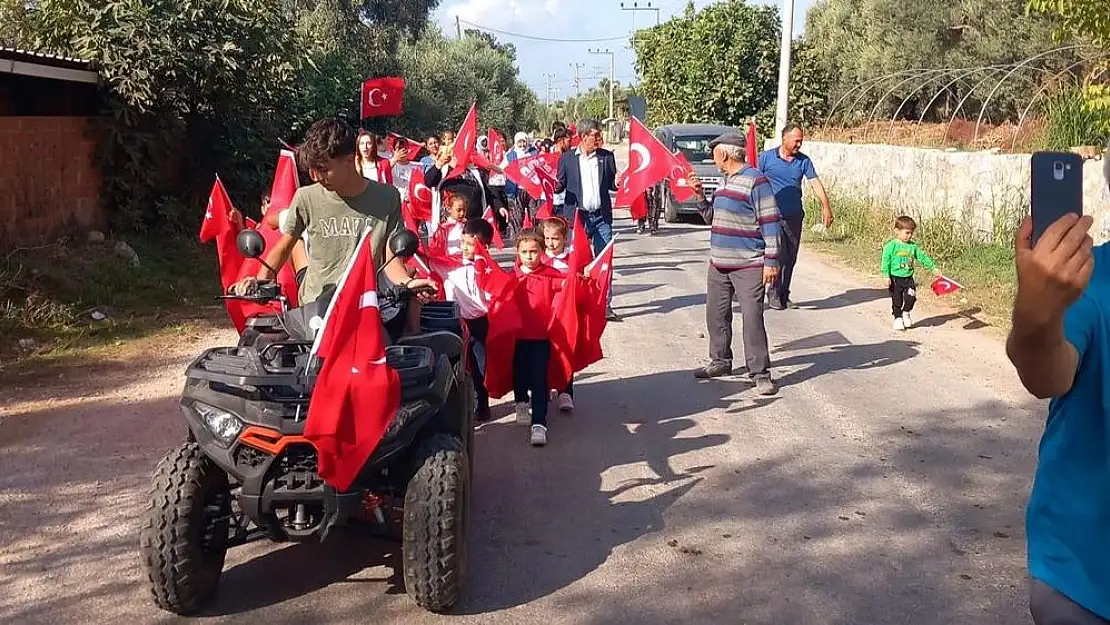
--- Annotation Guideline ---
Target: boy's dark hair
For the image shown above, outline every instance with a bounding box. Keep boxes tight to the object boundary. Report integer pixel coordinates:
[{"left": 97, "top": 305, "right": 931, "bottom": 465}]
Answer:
[
  {"left": 894, "top": 215, "right": 917, "bottom": 231},
  {"left": 553, "top": 128, "right": 570, "bottom": 142},
  {"left": 516, "top": 229, "right": 544, "bottom": 248},
  {"left": 298, "top": 119, "right": 357, "bottom": 170},
  {"left": 463, "top": 218, "right": 494, "bottom": 245},
  {"left": 542, "top": 217, "right": 568, "bottom": 236},
  {"left": 551, "top": 121, "right": 568, "bottom": 134}
]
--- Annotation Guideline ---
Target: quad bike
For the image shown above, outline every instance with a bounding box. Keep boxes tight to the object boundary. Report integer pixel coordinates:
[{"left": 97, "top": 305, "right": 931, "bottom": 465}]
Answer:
[{"left": 139, "top": 229, "right": 475, "bottom": 615}]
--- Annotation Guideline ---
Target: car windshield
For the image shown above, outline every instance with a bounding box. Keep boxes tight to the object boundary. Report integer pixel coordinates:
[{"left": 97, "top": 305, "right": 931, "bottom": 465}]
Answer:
[{"left": 672, "top": 135, "right": 719, "bottom": 163}]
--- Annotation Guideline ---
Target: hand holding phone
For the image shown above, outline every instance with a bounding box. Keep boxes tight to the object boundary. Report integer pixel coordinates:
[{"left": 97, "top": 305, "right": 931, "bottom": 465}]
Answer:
[{"left": 1030, "top": 151, "right": 1084, "bottom": 244}]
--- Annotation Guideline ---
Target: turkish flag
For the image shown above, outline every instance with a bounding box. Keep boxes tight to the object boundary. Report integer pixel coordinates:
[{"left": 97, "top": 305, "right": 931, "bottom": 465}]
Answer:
[
  {"left": 547, "top": 266, "right": 581, "bottom": 391},
  {"left": 614, "top": 169, "right": 648, "bottom": 219},
  {"left": 489, "top": 128, "right": 506, "bottom": 166},
  {"left": 930, "top": 275, "right": 963, "bottom": 296},
  {"left": 446, "top": 102, "right": 479, "bottom": 180},
  {"left": 268, "top": 149, "right": 299, "bottom": 213},
  {"left": 305, "top": 232, "right": 401, "bottom": 491},
  {"left": 570, "top": 210, "right": 594, "bottom": 270},
  {"left": 360, "top": 76, "right": 405, "bottom": 118},
  {"left": 625, "top": 116, "right": 679, "bottom": 201},
  {"left": 482, "top": 205, "right": 505, "bottom": 249},
  {"left": 667, "top": 151, "right": 698, "bottom": 203},
  {"left": 536, "top": 177, "right": 556, "bottom": 220},
  {"left": 586, "top": 238, "right": 616, "bottom": 318},
  {"left": 504, "top": 153, "right": 558, "bottom": 198},
  {"left": 199, "top": 177, "right": 251, "bottom": 332},
  {"left": 474, "top": 241, "right": 523, "bottom": 399},
  {"left": 236, "top": 219, "right": 300, "bottom": 316},
  {"left": 746, "top": 121, "right": 759, "bottom": 166},
  {"left": 406, "top": 168, "right": 434, "bottom": 222},
  {"left": 409, "top": 254, "right": 445, "bottom": 299}
]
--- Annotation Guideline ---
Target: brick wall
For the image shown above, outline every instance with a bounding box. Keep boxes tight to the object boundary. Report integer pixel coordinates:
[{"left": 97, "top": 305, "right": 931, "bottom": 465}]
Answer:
[{"left": 0, "top": 116, "right": 103, "bottom": 246}]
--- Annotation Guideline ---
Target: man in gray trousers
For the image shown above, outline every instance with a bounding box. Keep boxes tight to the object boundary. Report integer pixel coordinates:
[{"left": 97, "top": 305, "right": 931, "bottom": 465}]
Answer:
[{"left": 687, "top": 132, "right": 782, "bottom": 396}]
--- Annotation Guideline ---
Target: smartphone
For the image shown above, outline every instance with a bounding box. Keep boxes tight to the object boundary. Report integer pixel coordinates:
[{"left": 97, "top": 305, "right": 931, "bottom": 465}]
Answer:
[{"left": 1030, "top": 151, "right": 1083, "bottom": 244}]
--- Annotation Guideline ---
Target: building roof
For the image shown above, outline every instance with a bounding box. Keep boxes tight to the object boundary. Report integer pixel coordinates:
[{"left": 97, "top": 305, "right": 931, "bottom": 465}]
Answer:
[{"left": 0, "top": 47, "right": 98, "bottom": 84}]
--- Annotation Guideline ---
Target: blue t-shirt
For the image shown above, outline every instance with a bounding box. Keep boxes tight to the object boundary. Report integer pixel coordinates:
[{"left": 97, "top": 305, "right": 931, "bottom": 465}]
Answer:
[
  {"left": 1027, "top": 242, "right": 1110, "bottom": 619},
  {"left": 757, "top": 148, "right": 818, "bottom": 218}
]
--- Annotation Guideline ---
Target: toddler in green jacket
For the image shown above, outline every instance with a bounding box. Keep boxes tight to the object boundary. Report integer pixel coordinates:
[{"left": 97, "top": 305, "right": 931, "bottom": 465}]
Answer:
[{"left": 881, "top": 215, "right": 941, "bottom": 330}]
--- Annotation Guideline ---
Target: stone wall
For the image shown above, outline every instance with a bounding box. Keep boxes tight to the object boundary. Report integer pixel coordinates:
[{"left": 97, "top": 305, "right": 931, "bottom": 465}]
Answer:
[
  {"left": 779, "top": 141, "right": 1110, "bottom": 242},
  {"left": 0, "top": 116, "right": 103, "bottom": 246}
]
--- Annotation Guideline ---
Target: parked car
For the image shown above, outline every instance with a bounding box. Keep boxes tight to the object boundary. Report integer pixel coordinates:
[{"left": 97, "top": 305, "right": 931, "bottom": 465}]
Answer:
[{"left": 651, "top": 123, "right": 739, "bottom": 223}]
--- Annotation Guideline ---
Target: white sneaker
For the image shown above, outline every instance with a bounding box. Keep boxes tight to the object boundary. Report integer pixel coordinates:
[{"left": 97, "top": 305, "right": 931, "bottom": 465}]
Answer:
[
  {"left": 515, "top": 402, "right": 530, "bottom": 425},
  {"left": 557, "top": 393, "right": 574, "bottom": 412},
  {"left": 530, "top": 424, "right": 548, "bottom": 446},
  {"left": 893, "top": 316, "right": 905, "bottom": 331},
  {"left": 902, "top": 312, "right": 913, "bottom": 329}
]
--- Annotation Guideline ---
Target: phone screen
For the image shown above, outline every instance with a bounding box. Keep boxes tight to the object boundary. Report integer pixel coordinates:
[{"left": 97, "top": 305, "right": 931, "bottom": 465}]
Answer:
[{"left": 1030, "top": 151, "right": 1084, "bottom": 244}]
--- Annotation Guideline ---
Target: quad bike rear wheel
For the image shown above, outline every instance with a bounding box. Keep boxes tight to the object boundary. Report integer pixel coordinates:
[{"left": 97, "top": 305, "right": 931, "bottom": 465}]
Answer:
[
  {"left": 403, "top": 433, "right": 469, "bottom": 612},
  {"left": 139, "top": 442, "right": 231, "bottom": 615}
]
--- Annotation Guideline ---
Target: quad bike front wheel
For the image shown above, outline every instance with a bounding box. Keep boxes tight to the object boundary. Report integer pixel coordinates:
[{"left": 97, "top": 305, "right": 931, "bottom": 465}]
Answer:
[
  {"left": 139, "top": 442, "right": 231, "bottom": 615},
  {"left": 403, "top": 433, "right": 469, "bottom": 612}
]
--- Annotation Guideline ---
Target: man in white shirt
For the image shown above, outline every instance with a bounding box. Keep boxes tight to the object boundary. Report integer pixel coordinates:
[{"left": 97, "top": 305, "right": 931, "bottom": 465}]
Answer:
[{"left": 556, "top": 118, "right": 619, "bottom": 320}]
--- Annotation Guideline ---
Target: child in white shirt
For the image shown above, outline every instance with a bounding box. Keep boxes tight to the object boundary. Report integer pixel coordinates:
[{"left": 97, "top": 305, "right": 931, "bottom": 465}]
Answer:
[{"left": 444, "top": 218, "right": 496, "bottom": 422}]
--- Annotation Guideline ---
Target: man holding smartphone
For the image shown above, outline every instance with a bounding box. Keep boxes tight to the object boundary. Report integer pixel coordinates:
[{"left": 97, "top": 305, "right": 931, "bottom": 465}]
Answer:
[{"left": 1006, "top": 151, "right": 1109, "bottom": 624}]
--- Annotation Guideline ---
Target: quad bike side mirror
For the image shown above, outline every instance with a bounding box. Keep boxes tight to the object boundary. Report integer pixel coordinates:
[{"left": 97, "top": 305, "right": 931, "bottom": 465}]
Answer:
[
  {"left": 389, "top": 229, "right": 420, "bottom": 259},
  {"left": 236, "top": 229, "right": 267, "bottom": 259}
]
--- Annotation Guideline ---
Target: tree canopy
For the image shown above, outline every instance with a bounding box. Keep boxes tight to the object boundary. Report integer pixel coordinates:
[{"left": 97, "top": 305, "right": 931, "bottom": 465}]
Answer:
[{"left": 632, "top": 0, "right": 830, "bottom": 133}]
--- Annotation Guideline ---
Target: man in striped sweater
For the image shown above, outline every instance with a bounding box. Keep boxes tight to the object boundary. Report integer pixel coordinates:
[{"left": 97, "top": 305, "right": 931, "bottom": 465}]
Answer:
[{"left": 687, "top": 132, "right": 782, "bottom": 395}]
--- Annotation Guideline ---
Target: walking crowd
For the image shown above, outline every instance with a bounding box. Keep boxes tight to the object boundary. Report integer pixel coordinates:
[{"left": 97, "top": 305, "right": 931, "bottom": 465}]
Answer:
[{"left": 217, "top": 102, "right": 1110, "bottom": 623}]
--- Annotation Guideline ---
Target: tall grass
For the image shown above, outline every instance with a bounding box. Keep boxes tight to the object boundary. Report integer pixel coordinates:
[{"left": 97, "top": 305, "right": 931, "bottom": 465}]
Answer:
[
  {"left": 802, "top": 193, "right": 1020, "bottom": 325},
  {"left": 1, "top": 237, "right": 219, "bottom": 354},
  {"left": 1042, "top": 87, "right": 1110, "bottom": 150}
]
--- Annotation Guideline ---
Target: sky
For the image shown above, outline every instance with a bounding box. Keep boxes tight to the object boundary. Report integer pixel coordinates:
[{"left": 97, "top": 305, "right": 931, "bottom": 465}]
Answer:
[{"left": 433, "top": 0, "right": 814, "bottom": 102}]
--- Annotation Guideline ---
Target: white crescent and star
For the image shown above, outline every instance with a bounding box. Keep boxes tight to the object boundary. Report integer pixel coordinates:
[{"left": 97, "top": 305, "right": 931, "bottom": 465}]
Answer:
[
  {"left": 414, "top": 183, "right": 432, "bottom": 202},
  {"left": 631, "top": 142, "right": 651, "bottom": 173},
  {"left": 366, "top": 88, "right": 386, "bottom": 108}
]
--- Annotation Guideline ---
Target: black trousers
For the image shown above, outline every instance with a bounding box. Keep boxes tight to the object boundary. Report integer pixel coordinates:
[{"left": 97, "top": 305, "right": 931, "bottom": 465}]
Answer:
[
  {"left": 464, "top": 316, "right": 490, "bottom": 414},
  {"left": 513, "top": 339, "right": 550, "bottom": 426},
  {"left": 772, "top": 213, "right": 804, "bottom": 306},
  {"left": 889, "top": 276, "right": 917, "bottom": 317}
]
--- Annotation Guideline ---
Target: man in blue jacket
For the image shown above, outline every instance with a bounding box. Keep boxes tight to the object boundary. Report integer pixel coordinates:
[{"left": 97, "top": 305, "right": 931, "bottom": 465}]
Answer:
[{"left": 556, "top": 118, "right": 619, "bottom": 321}]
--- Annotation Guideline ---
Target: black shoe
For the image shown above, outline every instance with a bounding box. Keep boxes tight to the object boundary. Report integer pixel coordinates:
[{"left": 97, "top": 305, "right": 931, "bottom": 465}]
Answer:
[
  {"left": 606, "top": 307, "right": 621, "bottom": 322},
  {"left": 766, "top": 297, "right": 786, "bottom": 311},
  {"left": 693, "top": 362, "right": 731, "bottom": 379},
  {"left": 475, "top": 408, "right": 492, "bottom": 423}
]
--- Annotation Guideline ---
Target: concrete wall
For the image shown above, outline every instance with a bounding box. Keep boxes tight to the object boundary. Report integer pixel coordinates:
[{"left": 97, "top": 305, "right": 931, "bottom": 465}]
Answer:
[
  {"left": 780, "top": 141, "right": 1110, "bottom": 242},
  {"left": 0, "top": 116, "right": 103, "bottom": 246}
]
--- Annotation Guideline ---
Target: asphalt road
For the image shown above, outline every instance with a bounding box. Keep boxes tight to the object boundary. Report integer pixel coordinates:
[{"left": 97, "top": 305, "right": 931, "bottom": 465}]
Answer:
[{"left": 0, "top": 211, "right": 1047, "bottom": 624}]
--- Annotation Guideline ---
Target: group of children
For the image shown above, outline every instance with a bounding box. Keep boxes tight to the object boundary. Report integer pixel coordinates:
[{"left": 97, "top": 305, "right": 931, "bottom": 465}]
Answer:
[{"left": 429, "top": 193, "right": 582, "bottom": 447}]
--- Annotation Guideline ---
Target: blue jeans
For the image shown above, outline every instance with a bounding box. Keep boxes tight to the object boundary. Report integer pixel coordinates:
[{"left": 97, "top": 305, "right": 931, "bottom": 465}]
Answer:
[{"left": 578, "top": 207, "right": 614, "bottom": 306}]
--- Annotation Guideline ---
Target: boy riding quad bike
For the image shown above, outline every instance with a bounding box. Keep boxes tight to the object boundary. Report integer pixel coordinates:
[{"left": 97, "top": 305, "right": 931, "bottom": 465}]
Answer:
[
  {"left": 140, "top": 119, "right": 472, "bottom": 615},
  {"left": 139, "top": 228, "right": 474, "bottom": 615}
]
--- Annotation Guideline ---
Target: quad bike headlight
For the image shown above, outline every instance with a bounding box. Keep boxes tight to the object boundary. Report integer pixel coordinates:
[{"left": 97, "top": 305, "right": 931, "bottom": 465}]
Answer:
[{"left": 193, "top": 402, "right": 244, "bottom": 447}]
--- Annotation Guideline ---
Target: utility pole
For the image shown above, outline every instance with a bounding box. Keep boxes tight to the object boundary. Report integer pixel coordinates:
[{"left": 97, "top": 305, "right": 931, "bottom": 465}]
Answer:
[
  {"left": 570, "top": 62, "right": 585, "bottom": 98},
  {"left": 456, "top": 15, "right": 462, "bottom": 39},
  {"left": 773, "top": 0, "right": 795, "bottom": 146},
  {"left": 620, "top": 1, "right": 660, "bottom": 25},
  {"left": 543, "top": 73, "right": 557, "bottom": 106},
  {"left": 588, "top": 48, "right": 615, "bottom": 121}
]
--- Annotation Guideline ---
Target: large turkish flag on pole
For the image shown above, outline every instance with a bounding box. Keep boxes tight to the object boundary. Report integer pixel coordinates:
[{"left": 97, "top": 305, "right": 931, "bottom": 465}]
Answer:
[{"left": 361, "top": 77, "right": 405, "bottom": 118}]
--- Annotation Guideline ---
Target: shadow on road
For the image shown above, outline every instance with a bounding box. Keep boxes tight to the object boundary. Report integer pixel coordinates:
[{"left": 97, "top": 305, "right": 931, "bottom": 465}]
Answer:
[
  {"left": 795, "top": 287, "right": 889, "bottom": 310},
  {"left": 913, "top": 307, "right": 989, "bottom": 330},
  {"left": 772, "top": 339, "right": 921, "bottom": 389}
]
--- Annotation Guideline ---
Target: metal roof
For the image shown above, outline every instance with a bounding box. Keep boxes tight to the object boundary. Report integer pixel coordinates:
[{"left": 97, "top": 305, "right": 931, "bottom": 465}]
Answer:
[{"left": 0, "top": 47, "right": 98, "bottom": 83}]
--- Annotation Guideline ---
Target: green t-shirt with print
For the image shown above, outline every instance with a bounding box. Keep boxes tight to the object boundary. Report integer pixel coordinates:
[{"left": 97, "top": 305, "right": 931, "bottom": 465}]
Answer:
[
  {"left": 881, "top": 239, "right": 936, "bottom": 279},
  {"left": 280, "top": 180, "right": 403, "bottom": 304}
]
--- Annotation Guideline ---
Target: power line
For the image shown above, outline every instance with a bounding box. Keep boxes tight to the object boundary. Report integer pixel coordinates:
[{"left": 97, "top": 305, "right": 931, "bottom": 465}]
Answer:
[{"left": 457, "top": 19, "right": 630, "bottom": 43}]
